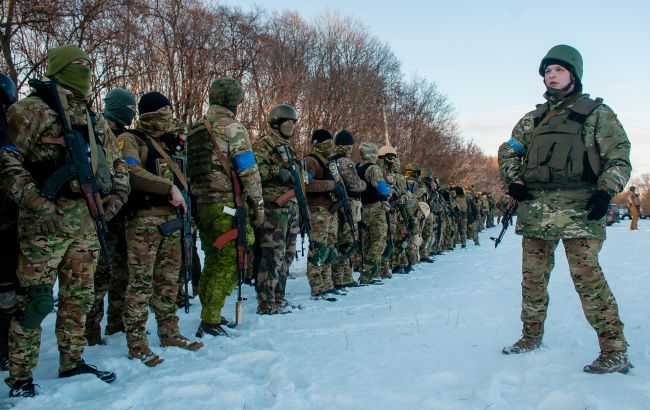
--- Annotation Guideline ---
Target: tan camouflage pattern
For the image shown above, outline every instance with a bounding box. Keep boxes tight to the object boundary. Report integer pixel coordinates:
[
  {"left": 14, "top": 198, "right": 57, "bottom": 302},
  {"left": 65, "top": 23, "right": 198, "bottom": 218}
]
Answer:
[
  {"left": 498, "top": 93, "right": 631, "bottom": 239},
  {"left": 520, "top": 236, "right": 627, "bottom": 353},
  {"left": 306, "top": 205, "right": 338, "bottom": 295}
]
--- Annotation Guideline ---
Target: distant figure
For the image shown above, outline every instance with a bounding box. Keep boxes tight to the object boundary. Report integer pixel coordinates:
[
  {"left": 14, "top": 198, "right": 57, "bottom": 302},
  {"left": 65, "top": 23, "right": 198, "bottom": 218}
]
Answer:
[
  {"left": 626, "top": 186, "right": 640, "bottom": 230},
  {"left": 498, "top": 44, "right": 632, "bottom": 374}
]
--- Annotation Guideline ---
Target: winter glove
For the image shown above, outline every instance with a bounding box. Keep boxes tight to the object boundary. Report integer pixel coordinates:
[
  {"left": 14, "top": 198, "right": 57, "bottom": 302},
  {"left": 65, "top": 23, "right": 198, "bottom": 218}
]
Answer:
[
  {"left": 585, "top": 190, "right": 611, "bottom": 221},
  {"left": 508, "top": 182, "right": 534, "bottom": 202},
  {"left": 22, "top": 189, "right": 63, "bottom": 236},
  {"left": 277, "top": 168, "right": 294, "bottom": 184},
  {"left": 102, "top": 192, "right": 126, "bottom": 221},
  {"left": 252, "top": 204, "right": 265, "bottom": 228}
]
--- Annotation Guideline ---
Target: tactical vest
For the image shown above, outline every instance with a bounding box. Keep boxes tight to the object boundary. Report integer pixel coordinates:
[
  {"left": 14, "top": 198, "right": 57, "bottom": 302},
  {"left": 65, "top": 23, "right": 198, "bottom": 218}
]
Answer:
[
  {"left": 186, "top": 112, "right": 231, "bottom": 179},
  {"left": 522, "top": 96, "right": 602, "bottom": 190},
  {"left": 127, "top": 129, "right": 183, "bottom": 209},
  {"left": 356, "top": 162, "right": 388, "bottom": 205},
  {"left": 24, "top": 95, "right": 114, "bottom": 198},
  {"left": 306, "top": 153, "right": 334, "bottom": 200}
]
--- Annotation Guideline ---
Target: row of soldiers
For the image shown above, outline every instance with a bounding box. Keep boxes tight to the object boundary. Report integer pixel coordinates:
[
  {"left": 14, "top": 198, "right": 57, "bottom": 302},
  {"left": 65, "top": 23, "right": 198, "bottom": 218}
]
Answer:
[{"left": 0, "top": 44, "right": 501, "bottom": 398}]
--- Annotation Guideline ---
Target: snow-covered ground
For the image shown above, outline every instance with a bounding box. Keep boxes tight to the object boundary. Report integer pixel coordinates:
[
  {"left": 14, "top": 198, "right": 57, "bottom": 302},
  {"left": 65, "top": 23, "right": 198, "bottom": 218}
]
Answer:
[{"left": 3, "top": 219, "right": 650, "bottom": 410}]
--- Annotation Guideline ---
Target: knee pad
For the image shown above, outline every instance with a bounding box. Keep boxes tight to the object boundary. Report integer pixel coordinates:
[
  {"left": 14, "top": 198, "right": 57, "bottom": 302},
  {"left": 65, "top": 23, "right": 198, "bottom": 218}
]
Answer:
[{"left": 19, "top": 285, "right": 54, "bottom": 329}]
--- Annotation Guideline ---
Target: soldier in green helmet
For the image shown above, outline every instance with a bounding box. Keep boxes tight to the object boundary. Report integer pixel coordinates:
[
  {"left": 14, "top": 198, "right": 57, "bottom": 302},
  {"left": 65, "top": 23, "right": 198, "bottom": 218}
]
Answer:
[
  {"left": 188, "top": 77, "right": 264, "bottom": 333},
  {"left": 252, "top": 103, "right": 303, "bottom": 314},
  {"left": 499, "top": 44, "right": 632, "bottom": 373}
]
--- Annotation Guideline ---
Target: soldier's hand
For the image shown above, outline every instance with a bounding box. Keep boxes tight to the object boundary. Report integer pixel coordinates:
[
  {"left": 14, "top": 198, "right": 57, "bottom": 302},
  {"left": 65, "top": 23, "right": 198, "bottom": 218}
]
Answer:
[
  {"left": 169, "top": 185, "right": 187, "bottom": 213},
  {"left": 23, "top": 188, "right": 63, "bottom": 235},
  {"left": 252, "top": 204, "right": 265, "bottom": 228},
  {"left": 102, "top": 193, "right": 125, "bottom": 221},
  {"left": 585, "top": 190, "right": 611, "bottom": 221},
  {"left": 507, "top": 182, "right": 534, "bottom": 202}
]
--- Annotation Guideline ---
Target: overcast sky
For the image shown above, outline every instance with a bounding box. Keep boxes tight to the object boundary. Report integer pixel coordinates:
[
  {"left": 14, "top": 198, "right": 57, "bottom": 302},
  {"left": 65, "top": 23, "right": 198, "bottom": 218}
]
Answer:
[{"left": 227, "top": 0, "right": 650, "bottom": 178}]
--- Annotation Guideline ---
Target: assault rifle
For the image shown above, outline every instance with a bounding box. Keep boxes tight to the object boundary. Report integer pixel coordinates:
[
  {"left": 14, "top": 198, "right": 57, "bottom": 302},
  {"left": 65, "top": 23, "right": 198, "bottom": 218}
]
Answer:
[
  {"left": 328, "top": 162, "right": 362, "bottom": 266},
  {"left": 283, "top": 145, "right": 312, "bottom": 256},
  {"left": 158, "top": 186, "right": 193, "bottom": 314},
  {"left": 490, "top": 199, "right": 518, "bottom": 248},
  {"left": 29, "top": 79, "right": 110, "bottom": 259}
]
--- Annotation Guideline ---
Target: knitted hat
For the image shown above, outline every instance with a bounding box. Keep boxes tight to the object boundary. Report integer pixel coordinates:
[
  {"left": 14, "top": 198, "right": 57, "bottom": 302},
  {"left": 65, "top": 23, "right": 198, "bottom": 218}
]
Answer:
[
  {"left": 335, "top": 129, "right": 354, "bottom": 146},
  {"left": 45, "top": 45, "right": 90, "bottom": 77},
  {"left": 311, "top": 129, "right": 332, "bottom": 144},
  {"left": 138, "top": 91, "right": 171, "bottom": 115}
]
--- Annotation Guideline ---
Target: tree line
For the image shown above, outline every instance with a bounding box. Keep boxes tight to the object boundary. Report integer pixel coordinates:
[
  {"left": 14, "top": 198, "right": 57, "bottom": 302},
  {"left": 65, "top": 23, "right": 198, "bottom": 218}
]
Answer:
[{"left": 0, "top": 0, "right": 501, "bottom": 192}]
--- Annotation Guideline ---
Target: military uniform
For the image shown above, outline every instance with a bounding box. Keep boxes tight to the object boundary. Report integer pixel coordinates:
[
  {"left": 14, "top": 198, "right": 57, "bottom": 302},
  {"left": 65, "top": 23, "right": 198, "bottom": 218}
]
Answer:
[
  {"left": 188, "top": 78, "right": 263, "bottom": 331},
  {"left": 253, "top": 104, "right": 301, "bottom": 314},
  {"left": 304, "top": 131, "right": 338, "bottom": 298},
  {"left": 120, "top": 93, "right": 202, "bottom": 366},
  {"left": 0, "top": 46, "right": 129, "bottom": 392},
  {"left": 626, "top": 188, "right": 640, "bottom": 230},
  {"left": 499, "top": 45, "right": 631, "bottom": 373},
  {"left": 330, "top": 131, "right": 366, "bottom": 288}
]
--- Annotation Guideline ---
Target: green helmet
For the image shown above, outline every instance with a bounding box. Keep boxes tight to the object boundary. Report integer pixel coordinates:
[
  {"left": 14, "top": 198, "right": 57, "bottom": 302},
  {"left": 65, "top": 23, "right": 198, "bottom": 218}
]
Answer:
[
  {"left": 209, "top": 77, "right": 244, "bottom": 107},
  {"left": 421, "top": 167, "right": 433, "bottom": 179},
  {"left": 268, "top": 103, "right": 298, "bottom": 125},
  {"left": 539, "top": 44, "right": 583, "bottom": 83},
  {"left": 404, "top": 163, "right": 420, "bottom": 174}
]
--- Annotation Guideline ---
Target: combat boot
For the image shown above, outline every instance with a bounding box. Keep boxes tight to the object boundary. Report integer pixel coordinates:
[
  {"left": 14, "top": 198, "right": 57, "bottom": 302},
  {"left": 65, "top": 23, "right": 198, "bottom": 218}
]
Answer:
[
  {"left": 104, "top": 321, "right": 124, "bottom": 336},
  {"left": 128, "top": 347, "right": 164, "bottom": 367},
  {"left": 359, "top": 275, "right": 382, "bottom": 285},
  {"left": 160, "top": 335, "right": 203, "bottom": 351},
  {"left": 59, "top": 359, "right": 116, "bottom": 383},
  {"left": 311, "top": 292, "right": 337, "bottom": 302},
  {"left": 379, "top": 265, "right": 392, "bottom": 279},
  {"left": 583, "top": 351, "right": 632, "bottom": 374},
  {"left": 404, "top": 264, "right": 414, "bottom": 273},
  {"left": 391, "top": 266, "right": 405, "bottom": 275},
  {"left": 0, "top": 355, "right": 8, "bottom": 372},
  {"left": 502, "top": 336, "right": 542, "bottom": 354},
  {"left": 421, "top": 256, "right": 435, "bottom": 263},
  {"left": 9, "top": 378, "right": 36, "bottom": 398},
  {"left": 196, "top": 321, "right": 229, "bottom": 337}
]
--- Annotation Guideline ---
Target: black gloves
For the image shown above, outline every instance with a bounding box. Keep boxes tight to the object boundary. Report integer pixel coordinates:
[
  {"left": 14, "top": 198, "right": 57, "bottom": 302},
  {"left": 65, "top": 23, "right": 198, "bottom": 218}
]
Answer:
[
  {"left": 585, "top": 190, "right": 611, "bottom": 221},
  {"left": 508, "top": 183, "right": 534, "bottom": 202}
]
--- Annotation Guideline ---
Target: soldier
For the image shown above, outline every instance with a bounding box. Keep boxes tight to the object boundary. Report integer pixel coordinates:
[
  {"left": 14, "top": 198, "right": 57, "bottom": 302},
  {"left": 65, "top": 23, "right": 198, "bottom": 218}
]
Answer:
[
  {"left": 454, "top": 186, "right": 468, "bottom": 248},
  {"left": 253, "top": 104, "right": 302, "bottom": 314},
  {"left": 330, "top": 130, "right": 366, "bottom": 289},
  {"left": 486, "top": 192, "right": 496, "bottom": 228},
  {"left": 0, "top": 73, "right": 18, "bottom": 371},
  {"left": 356, "top": 143, "right": 390, "bottom": 284},
  {"left": 187, "top": 77, "right": 264, "bottom": 335},
  {"left": 499, "top": 45, "right": 632, "bottom": 373},
  {"left": 626, "top": 186, "right": 640, "bottom": 230},
  {"left": 0, "top": 45, "right": 129, "bottom": 396},
  {"left": 85, "top": 87, "right": 136, "bottom": 345},
  {"left": 120, "top": 91, "right": 202, "bottom": 367},
  {"left": 304, "top": 130, "right": 340, "bottom": 300},
  {"left": 405, "top": 164, "right": 435, "bottom": 263}
]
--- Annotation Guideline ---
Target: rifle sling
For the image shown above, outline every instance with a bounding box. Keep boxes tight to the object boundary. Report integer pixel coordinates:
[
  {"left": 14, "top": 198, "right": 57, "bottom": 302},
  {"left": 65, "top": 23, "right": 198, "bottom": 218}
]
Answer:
[
  {"left": 203, "top": 119, "right": 233, "bottom": 176},
  {"left": 145, "top": 135, "right": 188, "bottom": 191}
]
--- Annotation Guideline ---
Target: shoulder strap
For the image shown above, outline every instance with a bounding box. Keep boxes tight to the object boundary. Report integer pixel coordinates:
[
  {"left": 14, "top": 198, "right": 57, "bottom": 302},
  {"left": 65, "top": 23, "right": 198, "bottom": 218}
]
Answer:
[
  {"left": 204, "top": 118, "right": 232, "bottom": 176},
  {"left": 146, "top": 135, "right": 188, "bottom": 191}
]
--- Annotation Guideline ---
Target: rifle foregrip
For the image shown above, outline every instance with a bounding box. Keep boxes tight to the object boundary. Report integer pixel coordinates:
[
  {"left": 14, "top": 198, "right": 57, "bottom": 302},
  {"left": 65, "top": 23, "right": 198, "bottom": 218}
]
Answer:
[{"left": 158, "top": 219, "right": 184, "bottom": 236}]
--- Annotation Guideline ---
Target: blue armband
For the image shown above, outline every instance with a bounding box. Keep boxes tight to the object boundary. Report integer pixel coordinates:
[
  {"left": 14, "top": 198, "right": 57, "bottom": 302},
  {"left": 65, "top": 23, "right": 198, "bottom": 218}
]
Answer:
[
  {"left": 376, "top": 180, "right": 390, "bottom": 196},
  {"left": 124, "top": 156, "right": 140, "bottom": 165},
  {"left": 307, "top": 172, "right": 314, "bottom": 180},
  {"left": 1, "top": 144, "right": 20, "bottom": 154},
  {"left": 506, "top": 138, "right": 526, "bottom": 155},
  {"left": 234, "top": 150, "right": 256, "bottom": 172}
]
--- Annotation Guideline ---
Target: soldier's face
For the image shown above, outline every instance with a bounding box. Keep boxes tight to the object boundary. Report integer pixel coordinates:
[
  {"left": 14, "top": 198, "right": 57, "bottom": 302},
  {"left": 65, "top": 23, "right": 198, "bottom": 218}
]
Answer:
[{"left": 544, "top": 64, "right": 571, "bottom": 90}]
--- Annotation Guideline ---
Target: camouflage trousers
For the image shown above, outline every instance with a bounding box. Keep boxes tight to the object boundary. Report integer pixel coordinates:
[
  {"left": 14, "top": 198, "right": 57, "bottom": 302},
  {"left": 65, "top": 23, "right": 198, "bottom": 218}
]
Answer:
[
  {"left": 420, "top": 212, "right": 435, "bottom": 258},
  {"left": 306, "top": 205, "right": 337, "bottom": 296},
  {"left": 0, "top": 222, "right": 18, "bottom": 360},
  {"left": 467, "top": 219, "right": 479, "bottom": 245},
  {"left": 124, "top": 215, "right": 182, "bottom": 351},
  {"left": 196, "top": 202, "right": 254, "bottom": 324},
  {"left": 520, "top": 236, "right": 627, "bottom": 353},
  {"left": 362, "top": 203, "right": 387, "bottom": 279},
  {"left": 85, "top": 216, "right": 128, "bottom": 343},
  {"left": 256, "top": 201, "right": 298, "bottom": 310},
  {"left": 332, "top": 209, "right": 357, "bottom": 286},
  {"left": 6, "top": 231, "right": 99, "bottom": 384},
  {"left": 456, "top": 212, "right": 467, "bottom": 246}
]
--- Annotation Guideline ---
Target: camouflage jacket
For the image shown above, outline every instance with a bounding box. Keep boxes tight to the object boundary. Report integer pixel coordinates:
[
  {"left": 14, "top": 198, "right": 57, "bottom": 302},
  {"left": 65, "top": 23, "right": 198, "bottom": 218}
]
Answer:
[
  {"left": 0, "top": 81, "right": 129, "bottom": 236},
  {"left": 253, "top": 130, "right": 302, "bottom": 203},
  {"left": 331, "top": 152, "right": 366, "bottom": 195},
  {"left": 190, "top": 105, "right": 263, "bottom": 206},
  {"left": 498, "top": 93, "right": 631, "bottom": 239}
]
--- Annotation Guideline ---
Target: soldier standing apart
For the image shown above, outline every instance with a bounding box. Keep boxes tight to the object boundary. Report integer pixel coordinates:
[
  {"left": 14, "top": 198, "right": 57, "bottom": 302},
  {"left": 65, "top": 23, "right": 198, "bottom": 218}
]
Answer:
[
  {"left": 85, "top": 87, "right": 137, "bottom": 344},
  {"left": 187, "top": 78, "right": 264, "bottom": 336},
  {"left": 356, "top": 143, "right": 389, "bottom": 284},
  {"left": 330, "top": 130, "right": 366, "bottom": 289},
  {"left": 499, "top": 45, "right": 632, "bottom": 373},
  {"left": 0, "top": 73, "right": 17, "bottom": 371},
  {"left": 0, "top": 45, "right": 129, "bottom": 396},
  {"left": 120, "top": 92, "right": 203, "bottom": 367},
  {"left": 253, "top": 104, "right": 301, "bottom": 314},
  {"left": 626, "top": 186, "right": 640, "bottom": 230},
  {"left": 304, "top": 130, "right": 340, "bottom": 300}
]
